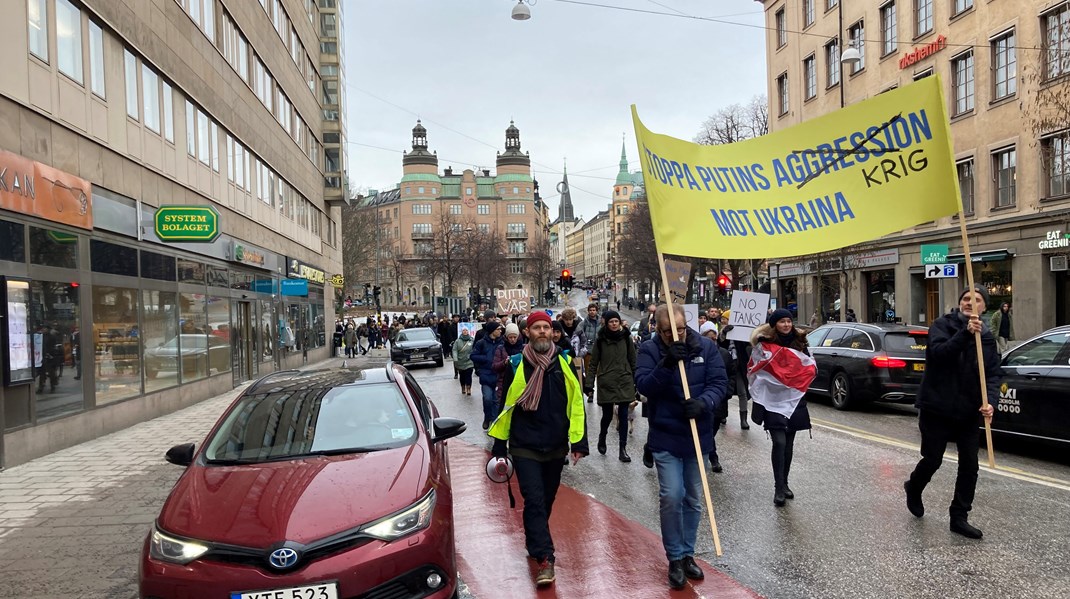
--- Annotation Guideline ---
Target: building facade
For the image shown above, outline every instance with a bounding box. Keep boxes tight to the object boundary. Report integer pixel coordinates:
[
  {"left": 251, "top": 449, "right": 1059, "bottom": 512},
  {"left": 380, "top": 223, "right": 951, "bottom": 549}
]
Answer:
[
  {"left": 0, "top": 0, "right": 345, "bottom": 468},
  {"left": 360, "top": 121, "right": 547, "bottom": 306},
  {"left": 566, "top": 225, "right": 586, "bottom": 282},
  {"left": 608, "top": 142, "right": 646, "bottom": 300},
  {"left": 582, "top": 210, "right": 610, "bottom": 286},
  {"left": 761, "top": 0, "right": 1070, "bottom": 339}
]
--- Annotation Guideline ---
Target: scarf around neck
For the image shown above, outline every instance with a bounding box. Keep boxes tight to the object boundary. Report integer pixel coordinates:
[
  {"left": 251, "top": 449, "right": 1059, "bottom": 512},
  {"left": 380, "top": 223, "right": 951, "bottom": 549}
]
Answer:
[{"left": 515, "top": 342, "right": 558, "bottom": 412}]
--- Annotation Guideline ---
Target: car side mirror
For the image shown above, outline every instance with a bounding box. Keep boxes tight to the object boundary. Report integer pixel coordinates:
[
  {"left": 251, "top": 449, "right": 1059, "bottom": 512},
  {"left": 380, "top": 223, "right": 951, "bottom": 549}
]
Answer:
[
  {"left": 165, "top": 443, "right": 196, "bottom": 467},
  {"left": 431, "top": 417, "right": 466, "bottom": 443}
]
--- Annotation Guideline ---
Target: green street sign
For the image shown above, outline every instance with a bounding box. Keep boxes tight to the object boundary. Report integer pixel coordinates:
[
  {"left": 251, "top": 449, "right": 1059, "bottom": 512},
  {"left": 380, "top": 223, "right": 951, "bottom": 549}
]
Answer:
[
  {"left": 920, "top": 243, "right": 948, "bottom": 265},
  {"left": 155, "top": 205, "right": 220, "bottom": 242}
]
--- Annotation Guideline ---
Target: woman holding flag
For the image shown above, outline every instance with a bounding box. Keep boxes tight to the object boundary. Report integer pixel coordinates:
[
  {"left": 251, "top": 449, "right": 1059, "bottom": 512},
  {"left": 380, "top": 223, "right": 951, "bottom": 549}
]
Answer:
[{"left": 748, "top": 309, "right": 818, "bottom": 507}]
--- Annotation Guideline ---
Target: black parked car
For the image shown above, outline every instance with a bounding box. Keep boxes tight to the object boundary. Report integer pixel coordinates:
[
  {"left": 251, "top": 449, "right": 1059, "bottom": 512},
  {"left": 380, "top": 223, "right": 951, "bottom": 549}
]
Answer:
[
  {"left": 390, "top": 327, "right": 444, "bottom": 367},
  {"left": 992, "top": 325, "right": 1070, "bottom": 445},
  {"left": 805, "top": 323, "right": 929, "bottom": 410}
]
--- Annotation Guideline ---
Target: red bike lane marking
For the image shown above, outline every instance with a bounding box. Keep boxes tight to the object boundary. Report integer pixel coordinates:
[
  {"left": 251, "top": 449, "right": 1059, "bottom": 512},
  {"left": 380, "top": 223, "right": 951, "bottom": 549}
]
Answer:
[{"left": 449, "top": 441, "right": 763, "bottom": 598}]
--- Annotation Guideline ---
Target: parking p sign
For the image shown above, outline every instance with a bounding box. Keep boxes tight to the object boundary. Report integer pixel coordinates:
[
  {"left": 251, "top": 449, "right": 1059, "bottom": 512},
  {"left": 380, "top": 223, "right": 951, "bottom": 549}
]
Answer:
[{"left": 925, "top": 263, "right": 958, "bottom": 279}]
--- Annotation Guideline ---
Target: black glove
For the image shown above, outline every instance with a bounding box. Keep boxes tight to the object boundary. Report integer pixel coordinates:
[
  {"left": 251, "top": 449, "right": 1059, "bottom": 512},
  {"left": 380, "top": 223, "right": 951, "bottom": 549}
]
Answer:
[
  {"left": 682, "top": 399, "right": 706, "bottom": 420},
  {"left": 492, "top": 439, "right": 508, "bottom": 458},
  {"left": 661, "top": 341, "right": 690, "bottom": 367}
]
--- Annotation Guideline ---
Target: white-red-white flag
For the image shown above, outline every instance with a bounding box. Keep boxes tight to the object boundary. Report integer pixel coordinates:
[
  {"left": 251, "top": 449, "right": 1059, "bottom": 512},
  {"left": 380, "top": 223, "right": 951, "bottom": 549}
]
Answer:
[{"left": 747, "top": 342, "right": 818, "bottom": 418}]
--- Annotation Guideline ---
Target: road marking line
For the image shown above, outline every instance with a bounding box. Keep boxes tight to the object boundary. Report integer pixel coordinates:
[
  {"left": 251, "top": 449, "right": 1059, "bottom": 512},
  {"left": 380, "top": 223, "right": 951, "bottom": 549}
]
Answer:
[{"left": 811, "top": 417, "right": 1070, "bottom": 492}]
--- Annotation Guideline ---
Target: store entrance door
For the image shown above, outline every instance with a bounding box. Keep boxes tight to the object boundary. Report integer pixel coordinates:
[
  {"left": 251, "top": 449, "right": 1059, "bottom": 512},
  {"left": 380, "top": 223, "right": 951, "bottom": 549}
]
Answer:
[
  {"left": 925, "top": 279, "right": 940, "bottom": 326},
  {"left": 233, "top": 301, "right": 254, "bottom": 384}
]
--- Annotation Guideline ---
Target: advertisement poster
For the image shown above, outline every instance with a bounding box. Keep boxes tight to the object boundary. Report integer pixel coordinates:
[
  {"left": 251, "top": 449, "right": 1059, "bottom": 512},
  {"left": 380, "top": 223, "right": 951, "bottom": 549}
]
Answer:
[{"left": 7, "top": 301, "right": 30, "bottom": 372}]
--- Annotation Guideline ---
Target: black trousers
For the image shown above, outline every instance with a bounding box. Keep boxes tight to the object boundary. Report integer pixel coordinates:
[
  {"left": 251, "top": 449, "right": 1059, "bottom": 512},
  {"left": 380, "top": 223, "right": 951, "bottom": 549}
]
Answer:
[
  {"left": 599, "top": 403, "right": 629, "bottom": 446},
  {"left": 908, "top": 410, "right": 980, "bottom": 519},
  {"left": 513, "top": 456, "right": 565, "bottom": 563},
  {"left": 770, "top": 429, "right": 796, "bottom": 490}
]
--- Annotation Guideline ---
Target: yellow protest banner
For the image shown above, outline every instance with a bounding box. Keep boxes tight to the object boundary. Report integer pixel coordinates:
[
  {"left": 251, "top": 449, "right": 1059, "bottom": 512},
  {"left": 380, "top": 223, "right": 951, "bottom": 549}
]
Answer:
[{"left": 631, "top": 76, "right": 960, "bottom": 259}]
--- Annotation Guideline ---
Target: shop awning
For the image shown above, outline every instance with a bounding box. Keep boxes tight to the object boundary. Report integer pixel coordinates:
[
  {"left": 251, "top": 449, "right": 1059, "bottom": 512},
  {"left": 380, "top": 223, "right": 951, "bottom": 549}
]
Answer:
[{"left": 946, "top": 249, "right": 1013, "bottom": 264}]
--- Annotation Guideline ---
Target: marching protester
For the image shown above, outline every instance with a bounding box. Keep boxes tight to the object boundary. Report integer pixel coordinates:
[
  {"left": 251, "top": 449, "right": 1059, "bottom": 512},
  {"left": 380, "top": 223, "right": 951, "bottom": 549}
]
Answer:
[
  {"left": 639, "top": 303, "right": 658, "bottom": 343},
  {"left": 471, "top": 322, "right": 504, "bottom": 430},
  {"left": 343, "top": 322, "right": 357, "bottom": 358},
  {"left": 719, "top": 311, "right": 752, "bottom": 430},
  {"left": 558, "top": 307, "right": 588, "bottom": 381},
  {"left": 581, "top": 303, "right": 601, "bottom": 366},
  {"left": 493, "top": 323, "right": 527, "bottom": 409},
  {"left": 990, "top": 301, "right": 1013, "bottom": 354},
  {"left": 490, "top": 311, "right": 588, "bottom": 587},
  {"left": 904, "top": 286, "right": 1001, "bottom": 539},
  {"left": 635, "top": 304, "right": 727, "bottom": 590},
  {"left": 452, "top": 326, "right": 475, "bottom": 396},
  {"left": 748, "top": 309, "right": 816, "bottom": 507},
  {"left": 584, "top": 310, "right": 638, "bottom": 463},
  {"left": 700, "top": 322, "right": 730, "bottom": 472}
]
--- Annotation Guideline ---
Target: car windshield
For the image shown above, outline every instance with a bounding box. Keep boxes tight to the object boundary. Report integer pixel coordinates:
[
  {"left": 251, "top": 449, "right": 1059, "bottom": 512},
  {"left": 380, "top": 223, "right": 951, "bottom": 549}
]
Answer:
[
  {"left": 397, "top": 329, "right": 435, "bottom": 343},
  {"left": 883, "top": 332, "right": 928, "bottom": 355},
  {"left": 203, "top": 383, "right": 417, "bottom": 463}
]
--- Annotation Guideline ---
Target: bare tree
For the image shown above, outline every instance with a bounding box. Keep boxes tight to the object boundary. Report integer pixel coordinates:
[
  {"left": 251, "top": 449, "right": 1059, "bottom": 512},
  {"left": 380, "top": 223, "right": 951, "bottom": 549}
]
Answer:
[
  {"left": 388, "top": 249, "right": 410, "bottom": 307},
  {"left": 527, "top": 235, "right": 555, "bottom": 300},
  {"left": 694, "top": 95, "right": 769, "bottom": 146},
  {"left": 460, "top": 228, "right": 508, "bottom": 297},
  {"left": 427, "top": 212, "right": 469, "bottom": 298},
  {"left": 340, "top": 200, "right": 376, "bottom": 297},
  {"left": 615, "top": 201, "right": 661, "bottom": 295}
]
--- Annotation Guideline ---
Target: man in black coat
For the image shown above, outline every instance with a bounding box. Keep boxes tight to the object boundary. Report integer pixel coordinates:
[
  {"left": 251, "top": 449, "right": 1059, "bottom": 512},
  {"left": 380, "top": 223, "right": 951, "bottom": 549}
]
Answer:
[{"left": 905, "top": 285, "right": 1001, "bottom": 539}]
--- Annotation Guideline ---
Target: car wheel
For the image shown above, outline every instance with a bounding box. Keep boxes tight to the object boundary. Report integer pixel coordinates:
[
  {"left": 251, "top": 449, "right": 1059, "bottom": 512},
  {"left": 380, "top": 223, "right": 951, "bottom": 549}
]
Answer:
[
  {"left": 435, "top": 355, "right": 444, "bottom": 367},
  {"left": 830, "top": 372, "right": 853, "bottom": 410}
]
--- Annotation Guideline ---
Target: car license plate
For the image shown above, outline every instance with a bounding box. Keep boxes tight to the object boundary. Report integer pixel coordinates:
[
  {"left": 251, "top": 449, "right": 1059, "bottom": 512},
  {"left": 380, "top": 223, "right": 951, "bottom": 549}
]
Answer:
[
  {"left": 231, "top": 582, "right": 338, "bottom": 599},
  {"left": 913, "top": 363, "right": 925, "bottom": 372}
]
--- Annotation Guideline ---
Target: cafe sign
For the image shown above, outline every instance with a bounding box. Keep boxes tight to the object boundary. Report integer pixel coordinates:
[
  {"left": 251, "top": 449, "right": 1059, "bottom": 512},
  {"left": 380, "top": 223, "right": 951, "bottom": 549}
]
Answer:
[
  {"left": 1038, "top": 229, "right": 1070, "bottom": 251},
  {"left": 155, "top": 205, "right": 219, "bottom": 242},
  {"left": 328, "top": 273, "right": 344, "bottom": 287},
  {"left": 287, "top": 258, "right": 325, "bottom": 284},
  {"left": 0, "top": 149, "right": 93, "bottom": 230},
  {"left": 232, "top": 243, "right": 267, "bottom": 268}
]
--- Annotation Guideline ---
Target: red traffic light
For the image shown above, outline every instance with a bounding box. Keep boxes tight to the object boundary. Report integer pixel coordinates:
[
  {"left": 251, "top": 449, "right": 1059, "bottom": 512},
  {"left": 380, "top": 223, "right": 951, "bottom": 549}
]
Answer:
[
  {"left": 717, "top": 275, "right": 730, "bottom": 287},
  {"left": 562, "top": 269, "right": 571, "bottom": 278}
]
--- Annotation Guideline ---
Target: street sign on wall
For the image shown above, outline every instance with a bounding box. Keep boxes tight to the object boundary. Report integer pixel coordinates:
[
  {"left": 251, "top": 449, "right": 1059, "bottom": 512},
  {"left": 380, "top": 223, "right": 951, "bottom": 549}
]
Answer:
[
  {"left": 154, "top": 205, "right": 220, "bottom": 242},
  {"left": 924, "top": 263, "right": 958, "bottom": 279},
  {"left": 920, "top": 244, "right": 949, "bottom": 265}
]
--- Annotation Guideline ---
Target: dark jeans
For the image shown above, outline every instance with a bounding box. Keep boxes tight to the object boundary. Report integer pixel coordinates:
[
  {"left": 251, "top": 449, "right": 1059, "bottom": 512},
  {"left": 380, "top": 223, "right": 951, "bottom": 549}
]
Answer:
[
  {"left": 458, "top": 368, "right": 473, "bottom": 387},
  {"left": 599, "top": 403, "right": 629, "bottom": 446},
  {"left": 770, "top": 429, "right": 796, "bottom": 490},
  {"left": 734, "top": 370, "right": 750, "bottom": 412},
  {"left": 908, "top": 410, "right": 980, "bottom": 519},
  {"left": 513, "top": 456, "right": 565, "bottom": 562}
]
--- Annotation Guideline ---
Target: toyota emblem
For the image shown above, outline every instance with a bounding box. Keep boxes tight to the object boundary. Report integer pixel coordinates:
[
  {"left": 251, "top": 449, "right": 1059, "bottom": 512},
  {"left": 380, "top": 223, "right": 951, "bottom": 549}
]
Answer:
[{"left": 268, "top": 547, "right": 299, "bottom": 569}]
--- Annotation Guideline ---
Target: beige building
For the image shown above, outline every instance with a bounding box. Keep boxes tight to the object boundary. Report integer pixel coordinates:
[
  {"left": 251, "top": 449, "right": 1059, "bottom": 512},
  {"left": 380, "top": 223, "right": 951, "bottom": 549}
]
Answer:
[
  {"left": 582, "top": 210, "right": 610, "bottom": 286},
  {"left": 761, "top": 0, "right": 1070, "bottom": 338},
  {"left": 360, "top": 121, "right": 549, "bottom": 306},
  {"left": 0, "top": 0, "right": 345, "bottom": 467},
  {"left": 608, "top": 142, "right": 645, "bottom": 300},
  {"left": 566, "top": 225, "right": 586, "bottom": 282}
]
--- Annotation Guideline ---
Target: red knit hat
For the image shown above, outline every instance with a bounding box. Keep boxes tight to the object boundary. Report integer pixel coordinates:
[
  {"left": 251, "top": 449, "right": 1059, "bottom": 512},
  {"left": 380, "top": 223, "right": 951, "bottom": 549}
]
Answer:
[{"left": 525, "top": 311, "right": 552, "bottom": 328}]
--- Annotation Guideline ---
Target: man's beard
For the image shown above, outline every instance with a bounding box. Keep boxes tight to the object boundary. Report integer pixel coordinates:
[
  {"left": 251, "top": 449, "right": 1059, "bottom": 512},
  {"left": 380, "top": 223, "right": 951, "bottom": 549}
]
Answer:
[{"left": 532, "top": 339, "right": 552, "bottom": 352}]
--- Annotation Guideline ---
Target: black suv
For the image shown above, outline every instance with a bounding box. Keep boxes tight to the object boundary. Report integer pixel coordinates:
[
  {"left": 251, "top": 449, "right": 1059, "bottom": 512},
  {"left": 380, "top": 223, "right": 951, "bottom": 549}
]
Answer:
[
  {"left": 390, "top": 327, "right": 444, "bottom": 367},
  {"left": 805, "top": 323, "right": 929, "bottom": 410}
]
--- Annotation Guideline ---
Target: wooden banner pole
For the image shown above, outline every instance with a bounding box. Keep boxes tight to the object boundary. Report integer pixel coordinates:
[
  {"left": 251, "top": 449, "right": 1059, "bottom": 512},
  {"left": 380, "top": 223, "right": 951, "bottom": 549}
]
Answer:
[
  {"left": 955, "top": 213, "right": 996, "bottom": 469},
  {"left": 657, "top": 252, "right": 723, "bottom": 556}
]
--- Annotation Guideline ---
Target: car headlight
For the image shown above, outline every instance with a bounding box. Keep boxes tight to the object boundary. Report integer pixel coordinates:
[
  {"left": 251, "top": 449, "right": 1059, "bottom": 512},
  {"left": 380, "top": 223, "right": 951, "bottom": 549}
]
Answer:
[
  {"left": 149, "top": 526, "right": 210, "bottom": 564},
  {"left": 362, "top": 490, "right": 436, "bottom": 541}
]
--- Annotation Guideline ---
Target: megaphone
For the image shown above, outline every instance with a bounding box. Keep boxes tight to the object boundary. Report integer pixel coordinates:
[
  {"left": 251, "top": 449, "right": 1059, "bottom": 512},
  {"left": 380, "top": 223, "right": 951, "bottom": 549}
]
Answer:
[{"left": 485, "top": 456, "right": 513, "bottom": 483}]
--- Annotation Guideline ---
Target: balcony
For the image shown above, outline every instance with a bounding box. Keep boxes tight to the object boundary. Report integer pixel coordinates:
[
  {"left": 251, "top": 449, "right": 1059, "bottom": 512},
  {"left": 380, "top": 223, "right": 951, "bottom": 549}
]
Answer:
[
  {"left": 505, "top": 230, "right": 529, "bottom": 240},
  {"left": 411, "top": 231, "right": 434, "bottom": 240}
]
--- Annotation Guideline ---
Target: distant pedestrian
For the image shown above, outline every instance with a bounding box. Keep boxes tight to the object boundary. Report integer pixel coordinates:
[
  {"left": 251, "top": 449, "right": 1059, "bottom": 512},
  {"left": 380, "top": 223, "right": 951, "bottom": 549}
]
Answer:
[
  {"left": 472, "top": 322, "right": 504, "bottom": 430},
  {"left": 700, "top": 322, "right": 730, "bottom": 472},
  {"left": 990, "top": 302, "right": 1013, "bottom": 354},
  {"left": 452, "top": 328, "right": 475, "bottom": 395},
  {"left": 493, "top": 323, "right": 527, "bottom": 408},
  {"left": 343, "top": 323, "right": 357, "bottom": 358},
  {"left": 584, "top": 310, "right": 637, "bottom": 463},
  {"left": 904, "top": 286, "right": 1000, "bottom": 539},
  {"left": 748, "top": 309, "right": 816, "bottom": 507},
  {"left": 719, "top": 314, "right": 752, "bottom": 430},
  {"left": 490, "top": 311, "right": 588, "bottom": 588}
]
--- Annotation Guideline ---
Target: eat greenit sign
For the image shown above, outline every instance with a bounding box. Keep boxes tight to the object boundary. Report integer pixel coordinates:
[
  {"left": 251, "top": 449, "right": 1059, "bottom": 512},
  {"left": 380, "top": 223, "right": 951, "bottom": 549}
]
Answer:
[
  {"left": 920, "top": 244, "right": 948, "bottom": 265},
  {"left": 155, "top": 205, "right": 220, "bottom": 242}
]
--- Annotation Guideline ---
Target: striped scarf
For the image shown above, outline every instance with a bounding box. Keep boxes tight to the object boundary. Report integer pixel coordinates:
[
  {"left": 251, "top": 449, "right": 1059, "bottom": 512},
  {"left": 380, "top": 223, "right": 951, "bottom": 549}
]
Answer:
[{"left": 515, "top": 342, "right": 558, "bottom": 412}]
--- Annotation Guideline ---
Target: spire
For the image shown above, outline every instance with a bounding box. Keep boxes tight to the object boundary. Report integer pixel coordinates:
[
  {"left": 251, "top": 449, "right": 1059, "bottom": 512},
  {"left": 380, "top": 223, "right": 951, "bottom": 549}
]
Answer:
[
  {"left": 497, "top": 119, "right": 530, "bottom": 168},
  {"left": 615, "top": 137, "right": 631, "bottom": 185},
  {"left": 558, "top": 160, "right": 574, "bottom": 222},
  {"left": 403, "top": 119, "right": 438, "bottom": 168}
]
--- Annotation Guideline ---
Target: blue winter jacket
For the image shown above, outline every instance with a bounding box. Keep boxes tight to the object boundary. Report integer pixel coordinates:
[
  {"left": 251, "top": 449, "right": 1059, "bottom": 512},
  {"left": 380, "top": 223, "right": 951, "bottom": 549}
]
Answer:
[
  {"left": 635, "top": 329, "right": 728, "bottom": 458},
  {"left": 471, "top": 335, "right": 503, "bottom": 386}
]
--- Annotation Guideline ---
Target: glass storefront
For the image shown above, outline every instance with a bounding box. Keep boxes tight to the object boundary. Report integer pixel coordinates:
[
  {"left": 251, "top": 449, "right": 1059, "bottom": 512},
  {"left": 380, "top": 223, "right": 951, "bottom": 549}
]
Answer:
[
  {"left": 975, "top": 260, "right": 1013, "bottom": 322},
  {"left": 142, "top": 289, "right": 179, "bottom": 393},
  {"left": 92, "top": 286, "right": 141, "bottom": 405},
  {"left": 865, "top": 269, "right": 896, "bottom": 323},
  {"left": 30, "top": 281, "right": 81, "bottom": 420}
]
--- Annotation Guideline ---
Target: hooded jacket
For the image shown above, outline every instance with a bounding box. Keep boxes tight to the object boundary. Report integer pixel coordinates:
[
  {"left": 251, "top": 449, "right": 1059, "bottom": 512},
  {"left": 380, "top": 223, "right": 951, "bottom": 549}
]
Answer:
[
  {"left": 451, "top": 334, "right": 475, "bottom": 370},
  {"left": 584, "top": 325, "right": 637, "bottom": 405},
  {"left": 915, "top": 309, "right": 1003, "bottom": 421},
  {"left": 635, "top": 329, "right": 727, "bottom": 457},
  {"left": 471, "top": 333, "right": 502, "bottom": 385}
]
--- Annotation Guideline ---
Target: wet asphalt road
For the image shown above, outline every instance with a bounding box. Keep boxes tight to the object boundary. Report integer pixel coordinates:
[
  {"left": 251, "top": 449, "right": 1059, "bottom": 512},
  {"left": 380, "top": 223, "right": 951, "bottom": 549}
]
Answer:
[{"left": 407, "top": 290, "right": 1070, "bottom": 599}]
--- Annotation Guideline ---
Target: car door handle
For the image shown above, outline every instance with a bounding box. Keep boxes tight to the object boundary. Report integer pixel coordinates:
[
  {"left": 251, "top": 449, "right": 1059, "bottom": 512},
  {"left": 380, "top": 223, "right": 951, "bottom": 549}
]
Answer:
[{"left": 1023, "top": 372, "right": 1042, "bottom": 377}]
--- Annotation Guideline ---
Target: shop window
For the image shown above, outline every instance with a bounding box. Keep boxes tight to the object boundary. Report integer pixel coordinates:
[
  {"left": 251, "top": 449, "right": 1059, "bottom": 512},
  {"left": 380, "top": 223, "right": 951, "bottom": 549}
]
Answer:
[
  {"left": 0, "top": 220, "right": 26, "bottom": 263},
  {"left": 207, "top": 265, "right": 229, "bottom": 288},
  {"left": 978, "top": 261, "right": 1012, "bottom": 316},
  {"left": 260, "top": 299, "right": 275, "bottom": 362},
  {"left": 90, "top": 240, "right": 138, "bottom": 277},
  {"left": 866, "top": 270, "right": 897, "bottom": 322},
  {"left": 142, "top": 290, "right": 178, "bottom": 393},
  {"left": 141, "top": 251, "right": 176, "bottom": 281},
  {"left": 230, "top": 271, "right": 253, "bottom": 290},
  {"left": 30, "top": 227, "right": 78, "bottom": 269},
  {"left": 92, "top": 286, "right": 141, "bottom": 405},
  {"left": 177, "top": 258, "right": 206, "bottom": 284},
  {"left": 31, "top": 281, "right": 82, "bottom": 420},
  {"left": 207, "top": 296, "right": 232, "bottom": 373},
  {"left": 283, "top": 303, "right": 302, "bottom": 351},
  {"left": 179, "top": 292, "right": 208, "bottom": 381}
]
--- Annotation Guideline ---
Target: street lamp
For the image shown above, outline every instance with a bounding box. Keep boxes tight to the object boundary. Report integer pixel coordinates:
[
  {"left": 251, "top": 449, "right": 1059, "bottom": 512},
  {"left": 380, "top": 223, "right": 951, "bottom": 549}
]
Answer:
[
  {"left": 840, "top": 43, "right": 861, "bottom": 68},
  {"left": 511, "top": 0, "right": 533, "bottom": 20}
]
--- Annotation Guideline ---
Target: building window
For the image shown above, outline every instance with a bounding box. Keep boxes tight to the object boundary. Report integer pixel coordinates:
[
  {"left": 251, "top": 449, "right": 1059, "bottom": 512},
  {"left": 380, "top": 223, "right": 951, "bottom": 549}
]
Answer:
[
  {"left": 827, "top": 0, "right": 838, "bottom": 9},
  {"left": 56, "top": 0, "right": 83, "bottom": 83},
  {"left": 197, "top": 110, "right": 209, "bottom": 164},
  {"left": 506, "top": 223, "right": 527, "bottom": 235},
  {"left": 418, "top": 186, "right": 425, "bottom": 194},
  {"left": 477, "top": 204, "right": 490, "bottom": 215},
  {"left": 847, "top": 21, "right": 865, "bottom": 73},
  {"left": 28, "top": 0, "right": 48, "bottom": 62},
  {"left": 956, "top": 159, "right": 974, "bottom": 215},
  {"left": 826, "top": 39, "right": 840, "bottom": 87},
  {"left": 465, "top": 187, "right": 474, "bottom": 196},
  {"left": 880, "top": 2, "right": 897, "bottom": 57},
  {"left": 449, "top": 204, "right": 462, "bottom": 215},
  {"left": 412, "top": 223, "right": 432, "bottom": 234},
  {"left": 508, "top": 203, "right": 527, "bottom": 214},
  {"left": 913, "top": 68, "right": 933, "bottom": 80},
  {"left": 1044, "top": 5, "right": 1070, "bottom": 81},
  {"left": 510, "top": 262, "right": 525, "bottom": 275},
  {"left": 142, "top": 65, "right": 160, "bottom": 133},
  {"left": 185, "top": 100, "right": 195, "bottom": 157},
  {"left": 86, "top": 21, "right": 106, "bottom": 98},
  {"left": 1042, "top": 131, "right": 1070, "bottom": 198},
  {"left": 124, "top": 50, "right": 139, "bottom": 119},
  {"left": 179, "top": 0, "right": 215, "bottom": 42},
  {"left": 992, "top": 147, "right": 1016, "bottom": 208},
  {"left": 951, "top": 51, "right": 974, "bottom": 116},
  {"left": 802, "top": 0, "right": 815, "bottom": 28},
  {"left": 776, "top": 8, "right": 787, "bottom": 48},
  {"left": 412, "top": 203, "right": 432, "bottom": 215},
  {"left": 803, "top": 55, "right": 816, "bottom": 100},
  {"left": 992, "top": 30, "right": 1017, "bottom": 100},
  {"left": 776, "top": 72, "right": 789, "bottom": 115},
  {"left": 953, "top": 0, "right": 973, "bottom": 17},
  {"left": 93, "top": 286, "right": 147, "bottom": 403},
  {"left": 162, "top": 82, "right": 174, "bottom": 142},
  {"left": 915, "top": 0, "right": 932, "bottom": 37}
]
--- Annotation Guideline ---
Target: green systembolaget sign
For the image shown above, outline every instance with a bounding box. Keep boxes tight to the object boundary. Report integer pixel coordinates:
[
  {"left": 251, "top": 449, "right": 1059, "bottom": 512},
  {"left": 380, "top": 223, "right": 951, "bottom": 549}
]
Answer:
[{"left": 155, "top": 205, "right": 220, "bottom": 242}]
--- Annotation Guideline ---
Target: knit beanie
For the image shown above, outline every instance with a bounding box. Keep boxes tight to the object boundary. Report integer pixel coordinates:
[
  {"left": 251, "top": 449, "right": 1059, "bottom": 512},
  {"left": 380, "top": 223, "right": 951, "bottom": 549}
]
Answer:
[
  {"left": 602, "top": 310, "right": 621, "bottom": 324},
  {"left": 505, "top": 323, "right": 520, "bottom": 338},
  {"left": 767, "top": 308, "right": 794, "bottom": 327}
]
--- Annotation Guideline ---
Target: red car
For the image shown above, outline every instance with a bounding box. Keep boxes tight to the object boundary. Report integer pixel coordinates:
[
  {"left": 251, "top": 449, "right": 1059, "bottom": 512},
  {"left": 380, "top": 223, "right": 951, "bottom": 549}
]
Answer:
[{"left": 139, "top": 365, "right": 466, "bottom": 599}]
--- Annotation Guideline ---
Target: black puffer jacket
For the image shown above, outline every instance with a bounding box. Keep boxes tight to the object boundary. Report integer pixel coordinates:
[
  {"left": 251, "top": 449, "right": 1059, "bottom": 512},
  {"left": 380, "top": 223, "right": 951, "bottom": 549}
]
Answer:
[{"left": 915, "top": 310, "right": 1002, "bottom": 422}]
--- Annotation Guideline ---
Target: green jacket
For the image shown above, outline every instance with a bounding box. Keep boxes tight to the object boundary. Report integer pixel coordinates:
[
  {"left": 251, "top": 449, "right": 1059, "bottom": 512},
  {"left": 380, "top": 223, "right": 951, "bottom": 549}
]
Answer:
[
  {"left": 451, "top": 336, "right": 475, "bottom": 370},
  {"left": 584, "top": 330, "right": 637, "bottom": 405},
  {"left": 989, "top": 309, "right": 1013, "bottom": 340}
]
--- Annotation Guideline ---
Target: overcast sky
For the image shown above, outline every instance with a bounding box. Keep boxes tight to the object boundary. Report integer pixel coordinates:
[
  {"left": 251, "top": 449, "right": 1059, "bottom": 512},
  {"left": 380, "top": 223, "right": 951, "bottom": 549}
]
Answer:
[{"left": 343, "top": 0, "right": 767, "bottom": 220}]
